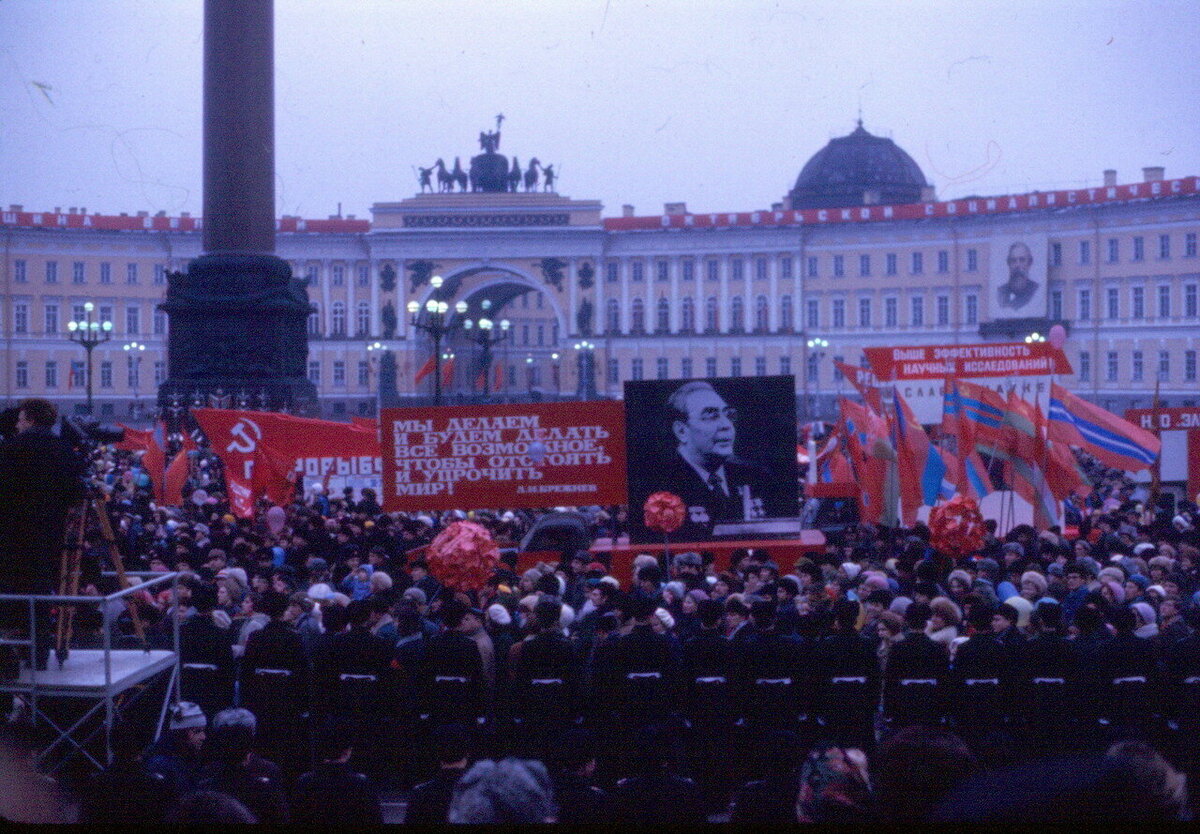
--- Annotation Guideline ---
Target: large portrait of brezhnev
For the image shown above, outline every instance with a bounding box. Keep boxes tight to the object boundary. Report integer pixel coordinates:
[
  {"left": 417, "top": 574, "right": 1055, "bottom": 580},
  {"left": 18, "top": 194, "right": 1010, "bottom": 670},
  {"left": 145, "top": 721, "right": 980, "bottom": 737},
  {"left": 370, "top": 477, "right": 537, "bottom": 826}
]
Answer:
[
  {"left": 624, "top": 375, "right": 799, "bottom": 543},
  {"left": 991, "top": 234, "right": 1048, "bottom": 317}
]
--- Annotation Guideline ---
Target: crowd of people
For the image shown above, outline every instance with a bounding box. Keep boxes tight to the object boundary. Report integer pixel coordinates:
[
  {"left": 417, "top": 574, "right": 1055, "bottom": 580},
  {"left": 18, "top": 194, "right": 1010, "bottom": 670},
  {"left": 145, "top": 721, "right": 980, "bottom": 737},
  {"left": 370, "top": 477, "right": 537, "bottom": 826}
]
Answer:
[{"left": 7, "top": 431, "right": 1200, "bottom": 822}]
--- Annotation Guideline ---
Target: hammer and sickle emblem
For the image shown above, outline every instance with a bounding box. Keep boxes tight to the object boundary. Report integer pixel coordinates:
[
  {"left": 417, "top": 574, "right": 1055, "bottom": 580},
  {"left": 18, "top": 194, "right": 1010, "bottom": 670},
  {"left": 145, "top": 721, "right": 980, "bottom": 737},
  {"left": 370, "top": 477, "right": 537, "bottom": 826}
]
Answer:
[{"left": 226, "top": 418, "right": 262, "bottom": 454}]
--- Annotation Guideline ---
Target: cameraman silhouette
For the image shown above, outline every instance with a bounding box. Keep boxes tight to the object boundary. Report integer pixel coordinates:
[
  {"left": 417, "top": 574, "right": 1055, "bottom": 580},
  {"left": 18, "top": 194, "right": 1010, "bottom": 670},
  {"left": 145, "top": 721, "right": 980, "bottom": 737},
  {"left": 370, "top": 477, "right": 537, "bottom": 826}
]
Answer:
[{"left": 0, "top": 399, "right": 86, "bottom": 671}]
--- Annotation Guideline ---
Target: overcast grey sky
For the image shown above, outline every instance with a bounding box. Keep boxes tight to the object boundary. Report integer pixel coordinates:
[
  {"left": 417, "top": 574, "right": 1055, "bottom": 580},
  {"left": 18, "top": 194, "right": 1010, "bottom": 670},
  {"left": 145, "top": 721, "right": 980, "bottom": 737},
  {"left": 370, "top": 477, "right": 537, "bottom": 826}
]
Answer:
[{"left": 2, "top": 1, "right": 1197, "bottom": 220}]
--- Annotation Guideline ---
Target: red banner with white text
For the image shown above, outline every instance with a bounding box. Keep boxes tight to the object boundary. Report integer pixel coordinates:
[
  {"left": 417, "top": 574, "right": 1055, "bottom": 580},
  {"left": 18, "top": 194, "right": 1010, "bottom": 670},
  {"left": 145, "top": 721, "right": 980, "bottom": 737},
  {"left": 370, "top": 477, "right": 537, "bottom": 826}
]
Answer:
[
  {"left": 192, "top": 409, "right": 382, "bottom": 517},
  {"left": 381, "top": 401, "right": 628, "bottom": 512}
]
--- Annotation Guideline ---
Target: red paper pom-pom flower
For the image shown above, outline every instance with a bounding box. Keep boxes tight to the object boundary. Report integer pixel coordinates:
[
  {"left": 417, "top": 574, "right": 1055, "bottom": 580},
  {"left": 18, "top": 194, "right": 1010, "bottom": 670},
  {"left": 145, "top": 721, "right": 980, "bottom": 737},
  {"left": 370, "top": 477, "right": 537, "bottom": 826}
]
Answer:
[
  {"left": 644, "top": 491, "right": 686, "bottom": 534},
  {"left": 928, "top": 495, "right": 986, "bottom": 557},
  {"left": 426, "top": 520, "right": 501, "bottom": 592}
]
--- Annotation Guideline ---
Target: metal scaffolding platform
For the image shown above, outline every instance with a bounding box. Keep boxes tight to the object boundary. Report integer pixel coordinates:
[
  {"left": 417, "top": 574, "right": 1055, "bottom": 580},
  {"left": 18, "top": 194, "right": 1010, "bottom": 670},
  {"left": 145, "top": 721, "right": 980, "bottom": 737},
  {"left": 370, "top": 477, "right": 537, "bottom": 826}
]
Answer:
[{"left": 0, "top": 571, "right": 181, "bottom": 773}]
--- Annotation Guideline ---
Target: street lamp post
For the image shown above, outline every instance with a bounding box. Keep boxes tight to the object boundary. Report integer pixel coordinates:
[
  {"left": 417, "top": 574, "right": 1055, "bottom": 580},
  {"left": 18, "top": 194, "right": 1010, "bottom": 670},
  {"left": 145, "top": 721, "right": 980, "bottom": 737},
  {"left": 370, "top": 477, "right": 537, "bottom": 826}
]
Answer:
[
  {"left": 67, "top": 301, "right": 113, "bottom": 415},
  {"left": 405, "top": 275, "right": 465, "bottom": 406},
  {"left": 806, "top": 336, "right": 829, "bottom": 422},
  {"left": 573, "top": 340, "right": 597, "bottom": 400},
  {"left": 462, "top": 316, "right": 510, "bottom": 398},
  {"left": 123, "top": 340, "right": 146, "bottom": 418},
  {"left": 366, "top": 340, "right": 386, "bottom": 414},
  {"left": 1024, "top": 331, "right": 1046, "bottom": 344}
]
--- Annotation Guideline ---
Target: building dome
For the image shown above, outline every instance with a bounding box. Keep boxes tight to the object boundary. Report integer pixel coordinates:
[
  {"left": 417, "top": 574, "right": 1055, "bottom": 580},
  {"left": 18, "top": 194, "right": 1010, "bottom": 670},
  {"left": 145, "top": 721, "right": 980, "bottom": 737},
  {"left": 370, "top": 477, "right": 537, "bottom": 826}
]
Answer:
[{"left": 788, "top": 121, "right": 930, "bottom": 209}]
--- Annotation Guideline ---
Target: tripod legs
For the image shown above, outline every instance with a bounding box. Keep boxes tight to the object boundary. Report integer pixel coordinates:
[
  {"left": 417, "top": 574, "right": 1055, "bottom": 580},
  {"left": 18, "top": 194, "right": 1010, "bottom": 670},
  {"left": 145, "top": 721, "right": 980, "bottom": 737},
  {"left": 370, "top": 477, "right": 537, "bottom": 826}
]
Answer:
[{"left": 54, "top": 497, "right": 148, "bottom": 665}]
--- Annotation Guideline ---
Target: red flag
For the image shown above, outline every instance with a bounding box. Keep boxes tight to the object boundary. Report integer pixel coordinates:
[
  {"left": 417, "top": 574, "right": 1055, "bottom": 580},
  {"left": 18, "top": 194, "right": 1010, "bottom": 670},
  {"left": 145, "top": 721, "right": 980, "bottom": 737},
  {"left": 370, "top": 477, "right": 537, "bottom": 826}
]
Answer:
[
  {"left": 1046, "top": 442, "right": 1091, "bottom": 502},
  {"left": 474, "top": 370, "right": 486, "bottom": 390},
  {"left": 835, "top": 360, "right": 882, "bottom": 412},
  {"left": 1048, "top": 382, "right": 1161, "bottom": 471},
  {"left": 494, "top": 363, "right": 505, "bottom": 391},
  {"left": 255, "top": 442, "right": 298, "bottom": 507},
  {"left": 414, "top": 355, "right": 436, "bottom": 383},
  {"left": 116, "top": 425, "right": 155, "bottom": 453},
  {"left": 441, "top": 355, "right": 455, "bottom": 388},
  {"left": 118, "top": 423, "right": 166, "bottom": 501},
  {"left": 999, "top": 394, "right": 1057, "bottom": 528}
]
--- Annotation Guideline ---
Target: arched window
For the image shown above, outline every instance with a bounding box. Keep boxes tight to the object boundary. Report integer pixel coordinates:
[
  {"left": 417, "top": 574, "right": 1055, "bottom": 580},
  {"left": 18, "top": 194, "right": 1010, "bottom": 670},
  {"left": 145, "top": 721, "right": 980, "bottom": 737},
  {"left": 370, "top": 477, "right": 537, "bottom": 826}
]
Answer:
[
  {"left": 656, "top": 298, "right": 670, "bottom": 333},
  {"left": 308, "top": 303, "right": 321, "bottom": 336},
  {"left": 631, "top": 298, "right": 645, "bottom": 333},
  {"left": 730, "top": 297, "right": 744, "bottom": 333},
  {"left": 331, "top": 301, "right": 347, "bottom": 337},
  {"left": 681, "top": 297, "right": 696, "bottom": 333},
  {"left": 780, "top": 295, "right": 793, "bottom": 332},
  {"left": 606, "top": 299, "right": 620, "bottom": 333},
  {"left": 705, "top": 297, "right": 719, "bottom": 332},
  {"left": 754, "top": 295, "right": 769, "bottom": 332},
  {"left": 355, "top": 301, "right": 371, "bottom": 337}
]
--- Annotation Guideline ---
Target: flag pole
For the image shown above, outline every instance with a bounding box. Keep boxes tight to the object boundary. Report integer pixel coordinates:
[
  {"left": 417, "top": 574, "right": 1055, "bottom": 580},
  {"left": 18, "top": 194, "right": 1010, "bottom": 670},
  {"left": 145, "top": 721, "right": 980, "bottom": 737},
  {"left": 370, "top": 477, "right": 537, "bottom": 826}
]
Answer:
[{"left": 1148, "top": 374, "right": 1163, "bottom": 520}]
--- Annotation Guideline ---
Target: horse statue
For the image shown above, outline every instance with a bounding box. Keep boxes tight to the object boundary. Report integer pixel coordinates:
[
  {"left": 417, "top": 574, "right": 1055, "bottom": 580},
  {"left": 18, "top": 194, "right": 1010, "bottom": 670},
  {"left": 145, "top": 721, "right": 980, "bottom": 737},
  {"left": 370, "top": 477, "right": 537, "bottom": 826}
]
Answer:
[
  {"left": 541, "top": 164, "right": 556, "bottom": 193},
  {"left": 417, "top": 165, "right": 434, "bottom": 193},
  {"left": 434, "top": 158, "right": 454, "bottom": 193},
  {"left": 524, "top": 158, "right": 540, "bottom": 192},
  {"left": 508, "top": 157, "right": 522, "bottom": 193},
  {"left": 451, "top": 157, "right": 469, "bottom": 192}
]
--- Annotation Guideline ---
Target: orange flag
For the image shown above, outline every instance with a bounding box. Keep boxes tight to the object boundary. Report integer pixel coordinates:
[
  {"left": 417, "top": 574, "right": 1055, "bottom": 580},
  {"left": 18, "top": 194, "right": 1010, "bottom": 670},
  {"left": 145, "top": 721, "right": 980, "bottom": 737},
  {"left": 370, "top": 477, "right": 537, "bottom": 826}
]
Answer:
[{"left": 414, "top": 355, "right": 436, "bottom": 383}]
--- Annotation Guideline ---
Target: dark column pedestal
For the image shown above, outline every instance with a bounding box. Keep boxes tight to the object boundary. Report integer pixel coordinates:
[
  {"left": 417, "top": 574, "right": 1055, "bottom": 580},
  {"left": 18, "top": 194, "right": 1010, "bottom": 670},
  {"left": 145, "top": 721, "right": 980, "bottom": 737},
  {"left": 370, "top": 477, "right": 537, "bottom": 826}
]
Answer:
[{"left": 159, "top": 253, "right": 317, "bottom": 412}]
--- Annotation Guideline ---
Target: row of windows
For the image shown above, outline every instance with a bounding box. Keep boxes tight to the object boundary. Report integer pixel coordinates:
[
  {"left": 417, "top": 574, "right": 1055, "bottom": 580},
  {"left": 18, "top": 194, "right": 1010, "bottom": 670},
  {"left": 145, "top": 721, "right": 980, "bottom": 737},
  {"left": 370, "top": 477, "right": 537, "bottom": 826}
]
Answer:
[
  {"left": 1075, "top": 284, "right": 1199, "bottom": 321},
  {"left": 599, "top": 232, "right": 1198, "bottom": 287},
  {"left": 306, "top": 360, "right": 376, "bottom": 387},
  {"left": 9, "top": 303, "right": 167, "bottom": 336},
  {"left": 608, "top": 354, "right": 796, "bottom": 382},
  {"left": 14, "top": 359, "right": 166, "bottom": 389},
  {"left": 1053, "top": 232, "right": 1197, "bottom": 267},
  {"left": 307, "top": 302, "right": 375, "bottom": 338},
  {"left": 601, "top": 292, "right": 979, "bottom": 334},
  {"left": 607, "top": 256, "right": 793, "bottom": 284},
  {"left": 300, "top": 264, "right": 372, "bottom": 288},
  {"left": 11, "top": 260, "right": 168, "bottom": 286},
  {"left": 1076, "top": 350, "right": 1198, "bottom": 384},
  {"left": 11, "top": 232, "right": 1197, "bottom": 292}
]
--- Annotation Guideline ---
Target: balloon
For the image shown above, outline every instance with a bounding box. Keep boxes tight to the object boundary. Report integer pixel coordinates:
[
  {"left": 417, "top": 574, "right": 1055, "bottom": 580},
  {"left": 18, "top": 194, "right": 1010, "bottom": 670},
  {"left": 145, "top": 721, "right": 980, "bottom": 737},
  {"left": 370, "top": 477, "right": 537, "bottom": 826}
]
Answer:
[
  {"left": 1048, "top": 324, "right": 1067, "bottom": 349},
  {"left": 528, "top": 440, "right": 546, "bottom": 466},
  {"left": 266, "top": 505, "right": 287, "bottom": 534},
  {"left": 190, "top": 488, "right": 209, "bottom": 507},
  {"left": 644, "top": 492, "right": 686, "bottom": 534}
]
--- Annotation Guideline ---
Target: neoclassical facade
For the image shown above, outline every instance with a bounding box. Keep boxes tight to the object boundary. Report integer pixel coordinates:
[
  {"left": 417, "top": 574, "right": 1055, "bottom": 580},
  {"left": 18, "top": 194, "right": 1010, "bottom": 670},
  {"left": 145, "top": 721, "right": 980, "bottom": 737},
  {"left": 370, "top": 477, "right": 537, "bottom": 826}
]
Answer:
[{"left": 2, "top": 125, "right": 1198, "bottom": 421}]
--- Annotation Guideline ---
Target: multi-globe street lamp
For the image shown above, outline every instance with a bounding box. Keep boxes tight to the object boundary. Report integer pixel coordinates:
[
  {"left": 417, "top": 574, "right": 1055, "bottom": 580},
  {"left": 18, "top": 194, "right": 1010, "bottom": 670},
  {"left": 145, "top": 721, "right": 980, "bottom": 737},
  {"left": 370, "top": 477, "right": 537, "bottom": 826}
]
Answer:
[
  {"left": 366, "top": 340, "right": 387, "bottom": 414},
  {"left": 462, "top": 316, "right": 511, "bottom": 397},
  {"left": 406, "top": 275, "right": 466, "bottom": 405},
  {"left": 123, "top": 340, "right": 146, "bottom": 417},
  {"left": 573, "top": 340, "right": 597, "bottom": 400},
  {"left": 805, "top": 336, "right": 830, "bottom": 422},
  {"left": 66, "top": 301, "right": 114, "bottom": 415}
]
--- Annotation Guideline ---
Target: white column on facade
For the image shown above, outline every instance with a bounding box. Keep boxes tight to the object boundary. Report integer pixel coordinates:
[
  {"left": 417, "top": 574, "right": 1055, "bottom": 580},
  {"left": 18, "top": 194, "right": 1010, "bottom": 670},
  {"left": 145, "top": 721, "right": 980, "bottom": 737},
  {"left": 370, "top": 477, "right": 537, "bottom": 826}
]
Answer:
[
  {"left": 768, "top": 252, "right": 779, "bottom": 331},
  {"left": 620, "top": 258, "right": 630, "bottom": 335},
  {"left": 594, "top": 255, "right": 605, "bottom": 337},
  {"left": 320, "top": 259, "right": 331, "bottom": 336},
  {"left": 719, "top": 255, "right": 729, "bottom": 332},
  {"left": 669, "top": 256, "right": 680, "bottom": 333},
  {"left": 369, "top": 257, "right": 379, "bottom": 339}
]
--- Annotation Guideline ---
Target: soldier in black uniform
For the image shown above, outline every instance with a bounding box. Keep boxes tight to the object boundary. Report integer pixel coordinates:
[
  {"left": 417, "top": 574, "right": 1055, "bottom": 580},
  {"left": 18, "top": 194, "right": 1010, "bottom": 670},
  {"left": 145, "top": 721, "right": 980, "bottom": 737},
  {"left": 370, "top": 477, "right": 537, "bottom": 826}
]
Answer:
[
  {"left": 419, "top": 600, "right": 486, "bottom": 723},
  {"left": 240, "top": 590, "right": 310, "bottom": 772},
  {"left": 179, "top": 583, "right": 235, "bottom": 715},
  {"left": 291, "top": 718, "right": 383, "bottom": 826},
  {"left": 509, "top": 597, "right": 582, "bottom": 736}
]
